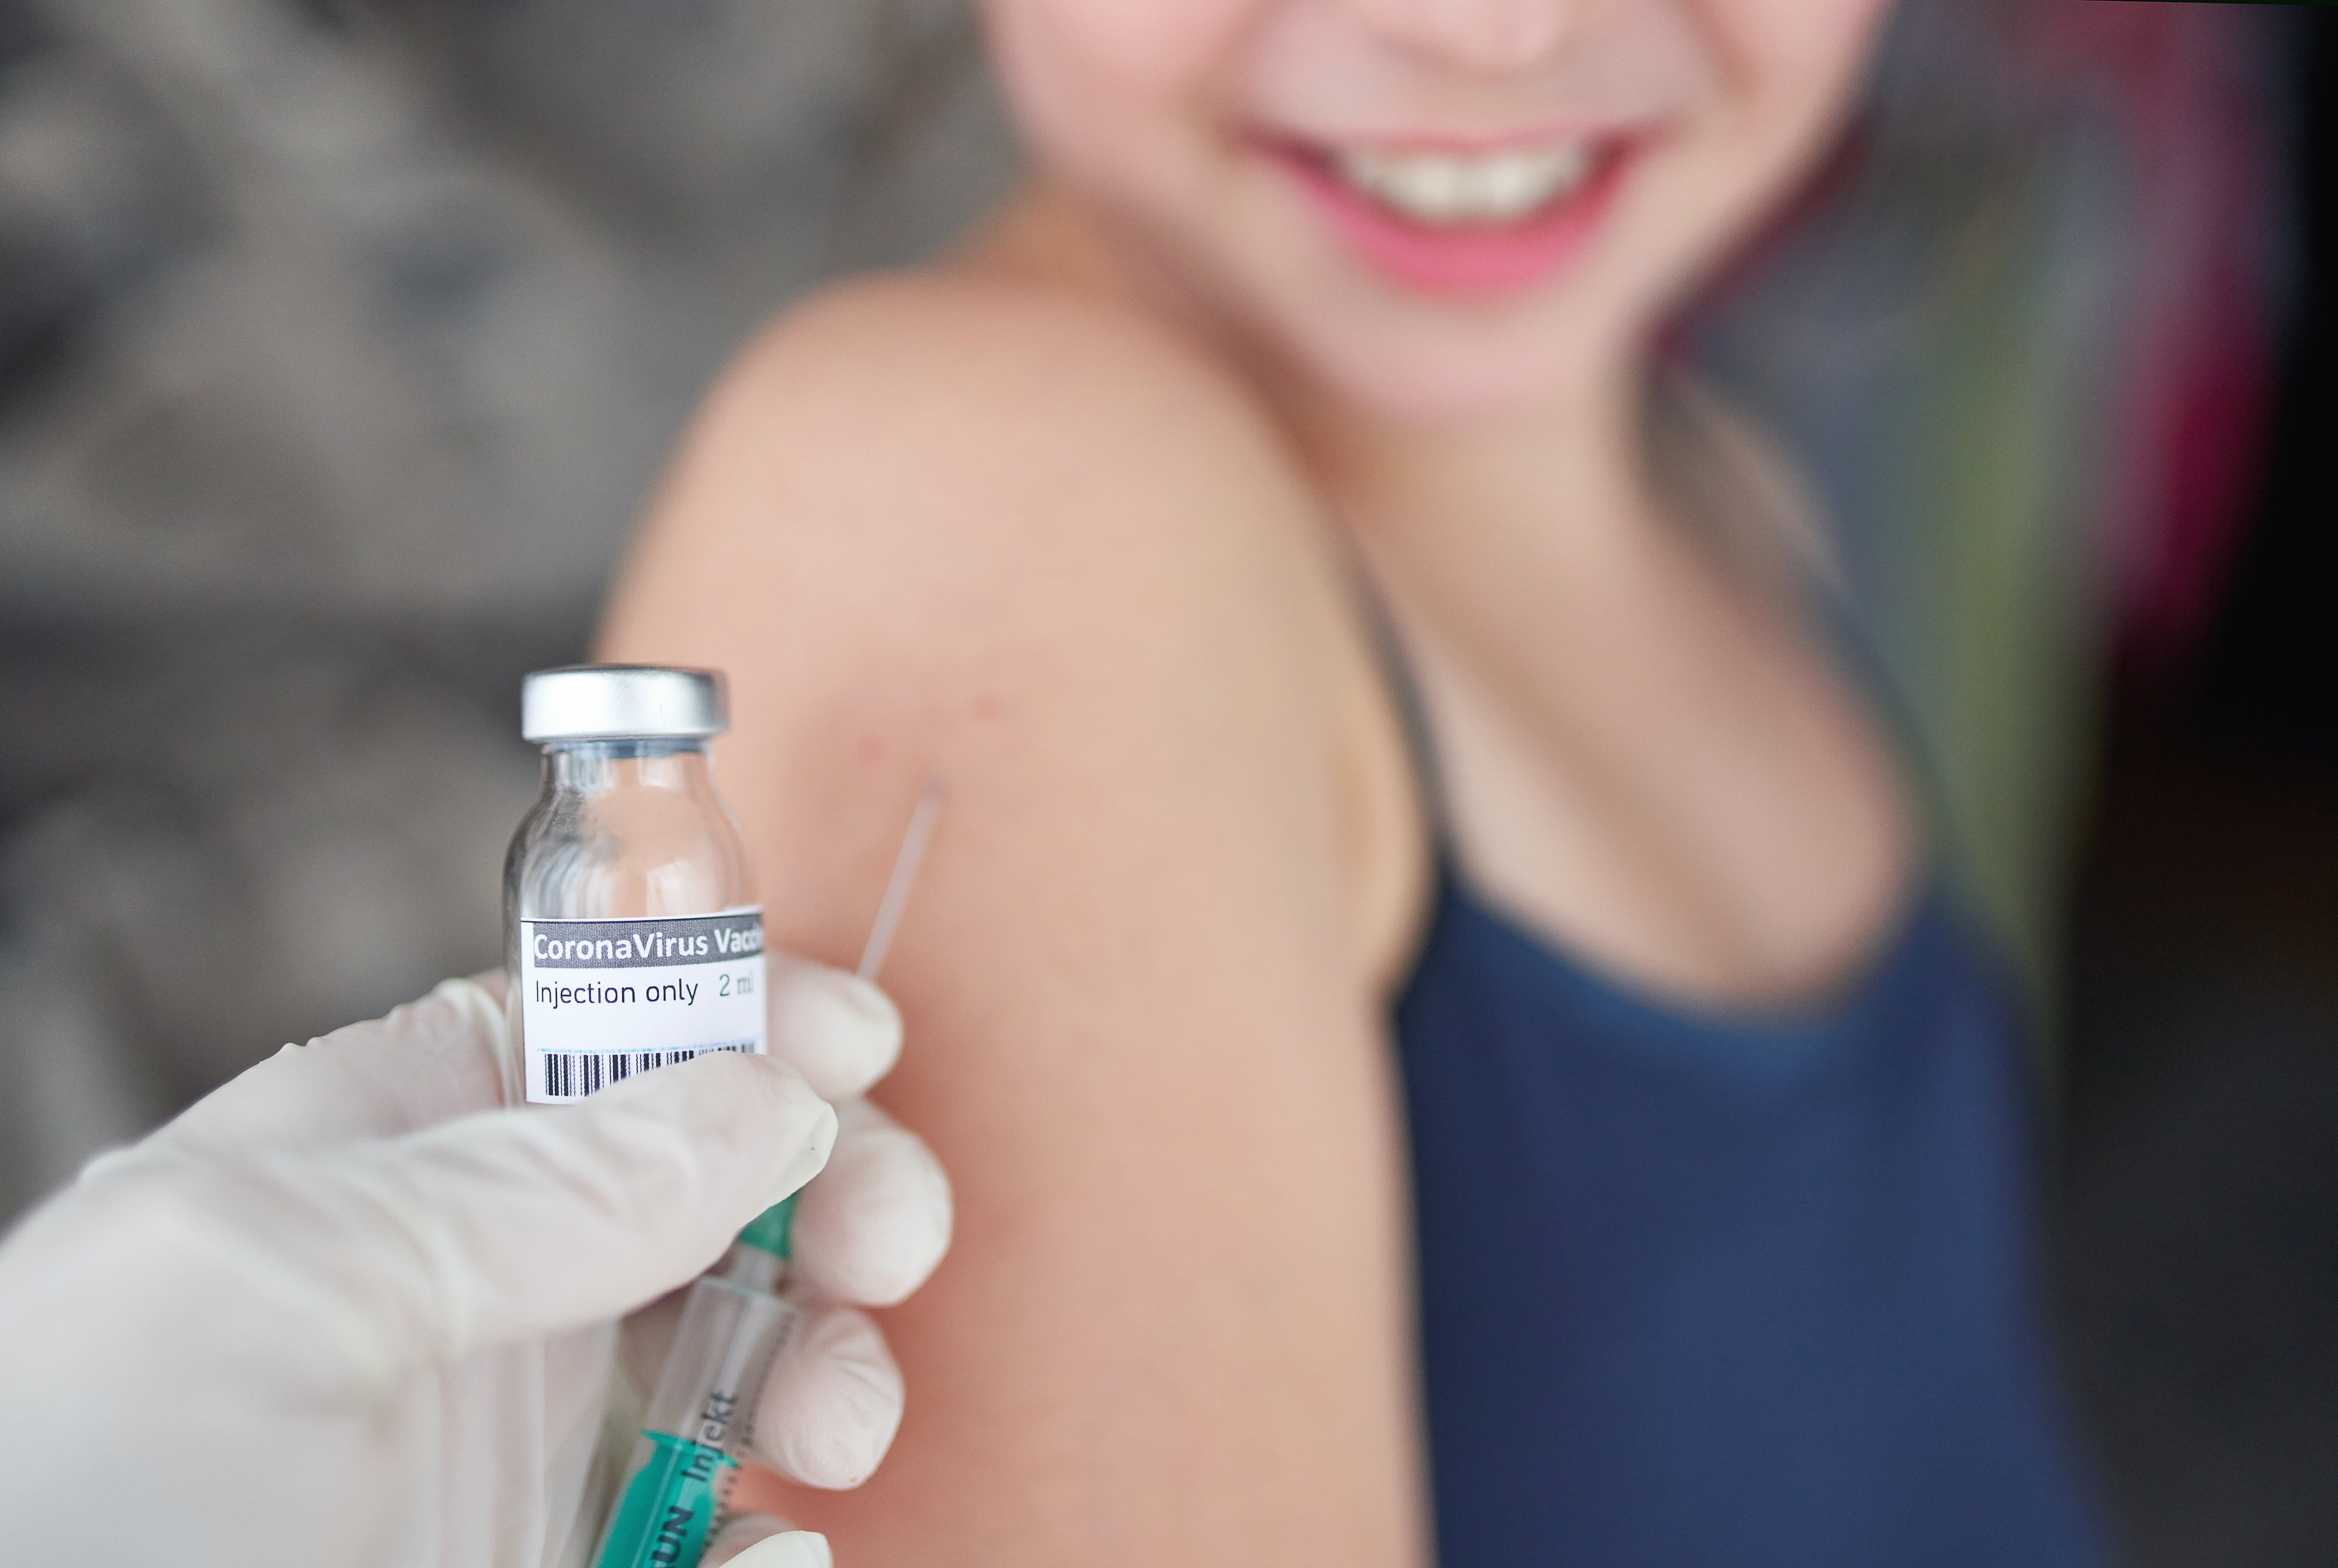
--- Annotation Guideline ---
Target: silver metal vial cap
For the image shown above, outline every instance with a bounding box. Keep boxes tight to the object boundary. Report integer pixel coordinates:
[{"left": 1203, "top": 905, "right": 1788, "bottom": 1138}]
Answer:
[{"left": 521, "top": 665, "right": 729, "bottom": 743}]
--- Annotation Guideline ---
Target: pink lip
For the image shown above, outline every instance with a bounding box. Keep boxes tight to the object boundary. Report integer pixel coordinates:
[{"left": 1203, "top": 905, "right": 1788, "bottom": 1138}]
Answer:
[{"left": 1256, "top": 135, "right": 1633, "bottom": 299}]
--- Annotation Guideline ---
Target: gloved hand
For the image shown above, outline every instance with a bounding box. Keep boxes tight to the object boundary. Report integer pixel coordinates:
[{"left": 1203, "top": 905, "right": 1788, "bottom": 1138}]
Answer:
[{"left": 0, "top": 955, "right": 951, "bottom": 1568}]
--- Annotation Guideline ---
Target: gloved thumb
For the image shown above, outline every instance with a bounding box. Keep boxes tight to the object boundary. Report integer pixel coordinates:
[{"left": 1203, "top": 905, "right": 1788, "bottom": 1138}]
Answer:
[{"left": 58, "top": 1051, "right": 836, "bottom": 1403}]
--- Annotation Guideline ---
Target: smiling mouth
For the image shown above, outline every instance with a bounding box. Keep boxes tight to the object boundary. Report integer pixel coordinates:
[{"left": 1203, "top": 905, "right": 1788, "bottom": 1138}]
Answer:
[
  {"left": 1328, "top": 141, "right": 1597, "bottom": 226},
  {"left": 1256, "top": 131, "right": 1632, "bottom": 295}
]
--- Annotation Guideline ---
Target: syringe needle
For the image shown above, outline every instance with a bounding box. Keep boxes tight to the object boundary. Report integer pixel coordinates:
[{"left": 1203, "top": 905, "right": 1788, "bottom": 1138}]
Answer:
[{"left": 856, "top": 778, "right": 945, "bottom": 983}]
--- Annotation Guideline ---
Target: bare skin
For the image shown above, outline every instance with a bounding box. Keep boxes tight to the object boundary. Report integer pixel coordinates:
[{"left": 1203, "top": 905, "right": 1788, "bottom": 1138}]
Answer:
[{"left": 599, "top": 182, "right": 1908, "bottom": 1563}]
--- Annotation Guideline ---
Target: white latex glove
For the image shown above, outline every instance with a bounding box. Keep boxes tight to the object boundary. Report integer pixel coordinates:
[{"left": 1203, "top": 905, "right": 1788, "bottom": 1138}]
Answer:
[{"left": 0, "top": 956, "right": 951, "bottom": 1568}]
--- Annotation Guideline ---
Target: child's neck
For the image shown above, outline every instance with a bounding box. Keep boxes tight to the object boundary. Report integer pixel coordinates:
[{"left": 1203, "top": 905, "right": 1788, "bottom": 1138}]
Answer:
[{"left": 1280, "top": 351, "right": 1670, "bottom": 639}]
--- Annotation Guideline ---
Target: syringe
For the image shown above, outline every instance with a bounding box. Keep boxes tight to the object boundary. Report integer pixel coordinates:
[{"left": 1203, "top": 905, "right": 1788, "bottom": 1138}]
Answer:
[
  {"left": 591, "top": 781, "right": 945, "bottom": 1568},
  {"left": 592, "top": 1201, "right": 803, "bottom": 1568}
]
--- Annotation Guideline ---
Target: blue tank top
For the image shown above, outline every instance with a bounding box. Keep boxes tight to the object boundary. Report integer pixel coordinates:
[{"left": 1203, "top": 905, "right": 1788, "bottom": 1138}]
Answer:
[{"left": 1393, "top": 868, "right": 2112, "bottom": 1566}]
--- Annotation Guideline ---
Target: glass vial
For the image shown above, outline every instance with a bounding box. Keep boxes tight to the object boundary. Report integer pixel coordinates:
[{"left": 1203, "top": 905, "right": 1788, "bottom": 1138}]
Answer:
[{"left": 503, "top": 665, "right": 767, "bottom": 1106}]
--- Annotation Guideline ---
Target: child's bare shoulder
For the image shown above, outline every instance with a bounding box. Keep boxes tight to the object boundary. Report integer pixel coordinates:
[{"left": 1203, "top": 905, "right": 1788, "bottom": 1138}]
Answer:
[
  {"left": 609, "top": 266, "right": 1336, "bottom": 669},
  {"left": 616, "top": 262, "right": 1354, "bottom": 701},
  {"left": 602, "top": 262, "right": 1424, "bottom": 987},
  {"left": 707, "top": 267, "right": 1308, "bottom": 525}
]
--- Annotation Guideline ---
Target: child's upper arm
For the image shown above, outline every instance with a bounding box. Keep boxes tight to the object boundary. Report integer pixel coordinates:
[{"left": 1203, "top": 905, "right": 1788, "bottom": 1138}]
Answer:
[{"left": 598, "top": 277, "right": 1427, "bottom": 1565}]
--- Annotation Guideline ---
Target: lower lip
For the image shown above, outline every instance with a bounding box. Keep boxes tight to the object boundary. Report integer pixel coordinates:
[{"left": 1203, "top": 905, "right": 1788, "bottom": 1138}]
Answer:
[{"left": 1261, "top": 138, "right": 1631, "bottom": 299}]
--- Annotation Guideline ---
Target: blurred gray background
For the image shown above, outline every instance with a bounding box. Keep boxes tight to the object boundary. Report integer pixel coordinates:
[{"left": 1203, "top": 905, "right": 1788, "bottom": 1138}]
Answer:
[{"left": 0, "top": 0, "right": 1020, "bottom": 1200}]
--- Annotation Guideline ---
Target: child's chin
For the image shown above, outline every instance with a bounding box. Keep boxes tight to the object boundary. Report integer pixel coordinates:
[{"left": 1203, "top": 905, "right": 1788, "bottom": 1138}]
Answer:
[{"left": 1287, "top": 319, "right": 1599, "bottom": 426}]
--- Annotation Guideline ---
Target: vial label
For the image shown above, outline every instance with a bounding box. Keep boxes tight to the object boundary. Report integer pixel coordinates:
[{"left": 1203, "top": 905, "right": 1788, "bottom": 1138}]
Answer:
[{"left": 520, "top": 908, "right": 766, "bottom": 1104}]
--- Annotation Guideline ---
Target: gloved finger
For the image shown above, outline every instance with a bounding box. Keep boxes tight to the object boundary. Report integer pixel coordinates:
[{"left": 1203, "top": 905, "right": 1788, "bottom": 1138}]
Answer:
[
  {"left": 706, "top": 1516, "right": 833, "bottom": 1568},
  {"left": 789, "top": 1097, "right": 952, "bottom": 1307},
  {"left": 114, "top": 976, "right": 509, "bottom": 1165},
  {"left": 111, "top": 1052, "right": 837, "bottom": 1397},
  {"left": 750, "top": 1301, "right": 904, "bottom": 1489},
  {"left": 766, "top": 954, "right": 901, "bottom": 1100}
]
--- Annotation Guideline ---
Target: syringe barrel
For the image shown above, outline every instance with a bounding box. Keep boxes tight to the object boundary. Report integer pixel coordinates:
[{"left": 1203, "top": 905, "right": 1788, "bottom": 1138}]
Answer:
[
  {"left": 643, "top": 1272, "right": 800, "bottom": 1451},
  {"left": 592, "top": 1271, "right": 801, "bottom": 1568}
]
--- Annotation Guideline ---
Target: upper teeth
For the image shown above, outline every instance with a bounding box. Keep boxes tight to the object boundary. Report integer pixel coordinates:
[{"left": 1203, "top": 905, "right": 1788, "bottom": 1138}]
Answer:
[{"left": 1334, "top": 143, "right": 1591, "bottom": 224}]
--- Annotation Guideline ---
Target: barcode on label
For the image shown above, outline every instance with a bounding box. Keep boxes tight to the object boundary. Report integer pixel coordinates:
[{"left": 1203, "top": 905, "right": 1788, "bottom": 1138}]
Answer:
[{"left": 538, "top": 1041, "right": 758, "bottom": 1100}]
